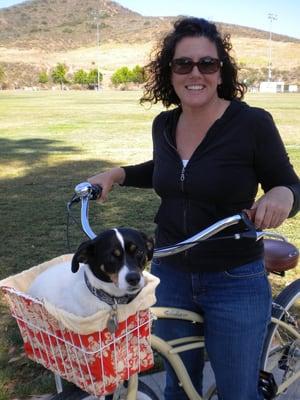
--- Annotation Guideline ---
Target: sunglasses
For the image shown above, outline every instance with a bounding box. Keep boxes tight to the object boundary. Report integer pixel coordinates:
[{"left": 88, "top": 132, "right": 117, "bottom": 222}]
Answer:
[{"left": 170, "top": 57, "right": 223, "bottom": 75}]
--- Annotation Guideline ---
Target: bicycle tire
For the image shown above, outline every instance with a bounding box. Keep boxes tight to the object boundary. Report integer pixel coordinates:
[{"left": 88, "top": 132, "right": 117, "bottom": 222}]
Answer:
[{"left": 261, "top": 278, "right": 300, "bottom": 399}]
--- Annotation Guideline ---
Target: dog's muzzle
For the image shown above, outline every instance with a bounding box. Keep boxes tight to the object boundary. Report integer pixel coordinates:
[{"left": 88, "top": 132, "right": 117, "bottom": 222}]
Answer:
[{"left": 125, "top": 271, "right": 141, "bottom": 287}]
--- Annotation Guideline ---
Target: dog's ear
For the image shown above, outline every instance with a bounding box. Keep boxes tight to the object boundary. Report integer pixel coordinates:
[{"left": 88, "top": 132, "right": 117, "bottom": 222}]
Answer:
[
  {"left": 71, "top": 240, "right": 95, "bottom": 273},
  {"left": 146, "top": 237, "right": 155, "bottom": 261},
  {"left": 140, "top": 232, "right": 154, "bottom": 261}
]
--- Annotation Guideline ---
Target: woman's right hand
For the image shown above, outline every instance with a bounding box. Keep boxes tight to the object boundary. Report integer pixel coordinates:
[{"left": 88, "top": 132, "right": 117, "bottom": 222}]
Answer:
[{"left": 88, "top": 167, "right": 125, "bottom": 202}]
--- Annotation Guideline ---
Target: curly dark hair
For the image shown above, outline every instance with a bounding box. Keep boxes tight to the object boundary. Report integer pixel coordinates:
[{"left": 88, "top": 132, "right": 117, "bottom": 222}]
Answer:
[{"left": 140, "top": 17, "right": 246, "bottom": 107}]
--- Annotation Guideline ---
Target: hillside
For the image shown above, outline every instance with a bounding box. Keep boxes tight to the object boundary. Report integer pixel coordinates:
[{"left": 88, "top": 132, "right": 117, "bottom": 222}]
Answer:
[
  {"left": 1, "top": 0, "right": 299, "bottom": 50},
  {"left": 0, "top": 0, "right": 172, "bottom": 50},
  {"left": 0, "top": 0, "right": 299, "bottom": 88}
]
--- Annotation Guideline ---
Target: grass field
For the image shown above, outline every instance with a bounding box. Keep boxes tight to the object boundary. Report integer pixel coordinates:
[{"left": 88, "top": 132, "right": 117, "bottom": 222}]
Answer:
[{"left": 0, "top": 90, "right": 299, "bottom": 399}]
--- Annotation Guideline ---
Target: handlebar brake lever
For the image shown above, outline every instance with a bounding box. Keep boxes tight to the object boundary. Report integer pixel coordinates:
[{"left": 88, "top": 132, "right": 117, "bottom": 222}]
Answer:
[
  {"left": 238, "top": 211, "right": 262, "bottom": 241},
  {"left": 67, "top": 194, "right": 80, "bottom": 208},
  {"left": 239, "top": 211, "right": 257, "bottom": 230},
  {"left": 237, "top": 231, "right": 258, "bottom": 240}
]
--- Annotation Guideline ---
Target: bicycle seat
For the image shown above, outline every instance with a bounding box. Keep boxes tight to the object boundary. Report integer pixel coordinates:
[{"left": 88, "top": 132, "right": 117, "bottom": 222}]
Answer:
[{"left": 264, "top": 239, "right": 299, "bottom": 273}]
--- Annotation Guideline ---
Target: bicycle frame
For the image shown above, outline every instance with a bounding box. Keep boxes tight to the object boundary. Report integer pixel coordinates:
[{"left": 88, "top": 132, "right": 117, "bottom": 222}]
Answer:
[
  {"left": 147, "top": 307, "right": 300, "bottom": 400},
  {"left": 149, "top": 307, "right": 205, "bottom": 400},
  {"left": 119, "top": 305, "right": 300, "bottom": 400}
]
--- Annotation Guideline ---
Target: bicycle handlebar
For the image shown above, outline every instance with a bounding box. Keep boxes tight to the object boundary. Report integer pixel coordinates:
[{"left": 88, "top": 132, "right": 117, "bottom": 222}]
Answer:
[{"left": 69, "top": 181, "right": 287, "bottom": 258}]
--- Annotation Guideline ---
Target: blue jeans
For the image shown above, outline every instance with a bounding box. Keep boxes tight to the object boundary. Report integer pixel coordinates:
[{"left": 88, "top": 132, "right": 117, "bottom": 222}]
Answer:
[{"left": 151, "top": 258, "right": 272, "bottom": 400}]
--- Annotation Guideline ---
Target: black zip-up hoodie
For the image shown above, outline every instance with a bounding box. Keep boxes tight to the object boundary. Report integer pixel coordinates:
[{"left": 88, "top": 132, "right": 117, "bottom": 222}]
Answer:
[{"left": 123, "top": 100, "right": 300, "bottom": 272}]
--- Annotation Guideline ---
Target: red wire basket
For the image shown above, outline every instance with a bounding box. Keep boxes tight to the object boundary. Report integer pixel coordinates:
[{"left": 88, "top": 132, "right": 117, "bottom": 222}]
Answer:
[{"left": 1, "top": 286, "right": 154, "bottom": 397}]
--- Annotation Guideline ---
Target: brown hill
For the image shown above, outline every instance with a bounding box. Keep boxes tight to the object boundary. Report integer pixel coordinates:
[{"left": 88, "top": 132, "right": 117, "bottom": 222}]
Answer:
[
  {"left": 0, "top": 0, "right": 171, "bottom": 50},
  {"left": 0, "top": 0, "right": 299, "bottom": 88},
  {"left": 1, "top": 0, "right": 299, "bottom": 50}
]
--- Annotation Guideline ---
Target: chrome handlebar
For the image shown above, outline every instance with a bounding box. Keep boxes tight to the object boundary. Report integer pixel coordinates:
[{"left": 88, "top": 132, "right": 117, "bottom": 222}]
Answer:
[{"left": 70, "top": 181, "right": 287, "bottom": 258}]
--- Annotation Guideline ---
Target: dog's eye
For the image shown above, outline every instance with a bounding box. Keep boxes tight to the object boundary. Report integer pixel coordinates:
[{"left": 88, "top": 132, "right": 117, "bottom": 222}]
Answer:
[
  {"left": 128, "top": 243, "right": 137, "bottom": 253},
  {"left": 112, "top": 248, "right": 122, "bottom": 258}
]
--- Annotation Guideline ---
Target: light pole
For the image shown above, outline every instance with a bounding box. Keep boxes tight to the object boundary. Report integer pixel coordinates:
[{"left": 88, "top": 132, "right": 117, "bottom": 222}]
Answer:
[
  {"left": 91, "top": 9, "right": 101, "bottom": 91},
  {"left": 268, "top": 13, "right": 277, "bottom": 82}
]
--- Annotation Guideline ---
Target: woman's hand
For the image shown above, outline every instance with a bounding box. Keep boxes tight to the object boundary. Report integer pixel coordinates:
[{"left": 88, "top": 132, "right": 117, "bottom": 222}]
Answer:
[
  {"left": 245, "top": 186, "right": 294, "bottom": 229},
  {"left": 88, "top": 167, "right": 125, "bottom": 202}
]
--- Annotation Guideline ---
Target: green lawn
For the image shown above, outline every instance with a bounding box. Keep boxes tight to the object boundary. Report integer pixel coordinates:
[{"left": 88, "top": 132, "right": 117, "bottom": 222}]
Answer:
[{"left": 0, "top": 90, "right": 299, "bottom": 398}]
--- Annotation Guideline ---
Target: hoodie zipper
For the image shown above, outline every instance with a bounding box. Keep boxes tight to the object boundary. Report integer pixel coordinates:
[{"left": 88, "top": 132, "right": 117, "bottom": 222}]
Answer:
[
  {"left": 164, "top": 129, "right": 187, "bottom": 187},
  {"left": 180, "top": 165, "right": 188, "bottom": 238},
  {"left": 180, "top": 164, "right": 185, "bottom": 185},
  {"left": 164, "top": 129, "right": 189, "bottom": 238}
]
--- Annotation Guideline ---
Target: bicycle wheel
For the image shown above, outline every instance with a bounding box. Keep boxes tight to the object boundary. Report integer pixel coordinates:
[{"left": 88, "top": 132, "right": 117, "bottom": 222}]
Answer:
[{"left": 261, "top": 279, "right": 300, "bottom": 399}]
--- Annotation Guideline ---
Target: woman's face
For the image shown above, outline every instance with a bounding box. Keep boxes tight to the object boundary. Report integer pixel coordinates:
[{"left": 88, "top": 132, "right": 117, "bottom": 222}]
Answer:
[{"left": 171, "top": 36, "right": 222, "bottom": 110}]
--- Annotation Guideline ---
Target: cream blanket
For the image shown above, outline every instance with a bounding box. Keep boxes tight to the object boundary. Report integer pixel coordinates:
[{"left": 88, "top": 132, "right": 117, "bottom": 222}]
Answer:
[{"left": 0, "top": 254, "right": 160, "bottom": 334}]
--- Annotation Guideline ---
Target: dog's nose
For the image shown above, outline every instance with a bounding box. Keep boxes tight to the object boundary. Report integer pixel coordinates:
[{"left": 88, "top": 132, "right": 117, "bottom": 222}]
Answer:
[{"left": 125, "top": 271, "right": 141, "bottom": 286}]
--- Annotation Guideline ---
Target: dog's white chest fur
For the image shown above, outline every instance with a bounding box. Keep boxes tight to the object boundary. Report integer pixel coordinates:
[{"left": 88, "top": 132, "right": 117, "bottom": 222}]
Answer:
[{"left": 28, "top": 262, "right": 111, "bottom": 316}]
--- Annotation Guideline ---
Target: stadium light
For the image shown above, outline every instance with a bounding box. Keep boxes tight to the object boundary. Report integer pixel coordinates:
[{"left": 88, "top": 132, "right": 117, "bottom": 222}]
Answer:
[
  {"left": 268, "top": 13, "right": 278, "bottom": 82},
  {"left": 91, "top": 9, "right": 101, "bottom": 91}
]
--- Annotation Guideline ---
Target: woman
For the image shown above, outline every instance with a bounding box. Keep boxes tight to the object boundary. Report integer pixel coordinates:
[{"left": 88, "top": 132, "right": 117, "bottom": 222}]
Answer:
[{"left": 88, "top": 18, "right": 300, "bottom": 400}]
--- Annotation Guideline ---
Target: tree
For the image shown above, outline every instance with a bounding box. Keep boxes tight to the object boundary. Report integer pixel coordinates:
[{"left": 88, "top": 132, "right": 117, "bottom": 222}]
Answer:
[
  {"left": 111, "top": 65, "right": 145, "bottom": 87},
  {"left": 0, "top": 65, "right": 5, "bottom": 83},
  {"left": 38, "top": 70, "right": 49, "bottom": 84},
  {"left": 111, "top": 66, "right": 133, "bottom": 86},
  {"left": 131, "top": 65, "right": 145, "bottom": 84},
  {"left": 87, "top": 68, "right": 103, "bottom": 87},
  {"left": 73, "top": 69, "right": 88, "bottom": 85},
  {"left": 51, "top": 63, "right": 68, "bottom": 89}
]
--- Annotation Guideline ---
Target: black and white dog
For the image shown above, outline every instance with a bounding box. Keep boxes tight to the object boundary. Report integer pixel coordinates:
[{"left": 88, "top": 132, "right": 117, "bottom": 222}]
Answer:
[{"left": 28, "top": 228, "right": 154, "bottom": 317}]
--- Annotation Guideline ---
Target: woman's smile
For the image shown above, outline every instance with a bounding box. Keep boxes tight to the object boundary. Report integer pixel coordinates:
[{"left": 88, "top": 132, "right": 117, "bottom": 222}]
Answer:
[{"left": 185, "top": 84, "right": 205, "bottom": 91}]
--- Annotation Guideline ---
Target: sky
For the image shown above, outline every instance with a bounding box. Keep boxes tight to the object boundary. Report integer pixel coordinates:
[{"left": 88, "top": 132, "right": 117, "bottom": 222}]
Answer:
[{"left": 0, "top": 0, "right": 299, "bottom": 39}]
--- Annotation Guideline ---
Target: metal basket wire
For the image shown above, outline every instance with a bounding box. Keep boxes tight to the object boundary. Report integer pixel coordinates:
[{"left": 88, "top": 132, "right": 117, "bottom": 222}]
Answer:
[{"left": 1, "top": 286, "right": 154, "bottom": 397}]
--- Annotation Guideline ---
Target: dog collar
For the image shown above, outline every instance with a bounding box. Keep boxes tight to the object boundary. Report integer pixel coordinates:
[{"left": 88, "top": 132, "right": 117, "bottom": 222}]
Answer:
[{"left": 84, "top": 272, "right": 138, "bottom": 305}]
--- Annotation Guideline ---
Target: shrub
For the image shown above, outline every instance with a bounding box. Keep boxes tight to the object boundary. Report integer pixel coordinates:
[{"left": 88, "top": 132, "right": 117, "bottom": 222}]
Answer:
[
  {"left": 0, "top": 65, "right": 5, "bottom": 82},
  {"left": 62, "top": 27, "right": 73, "bottom": 34},
  {"left": 87, "top": 68, "right": 103, "bottom": 85},
  {"left": 38, "top": 70, "right": 48, "bottom": 84},
  {"left": 111, "top": 67, "right": 133, "bottom": 86},
  {"left": 73, "top": 69, "right": 88, "bottom": 85},
  {"left": 111, "top": 65, "right": 145, "bottom": 86},
  {"left": 72, "top": 68, "right": 103, "bottom": 88},
  {"left": 51, "top": 63, "right": 68, "bottom": 89},
  {"left": 131, "top": 65, "right": 145, "bottom": 84}
]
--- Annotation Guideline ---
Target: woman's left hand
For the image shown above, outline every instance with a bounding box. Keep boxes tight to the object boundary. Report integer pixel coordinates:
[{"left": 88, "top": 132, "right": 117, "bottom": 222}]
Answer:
[{"left": 245, "top": 186, "right": 294, "bottom": 229}]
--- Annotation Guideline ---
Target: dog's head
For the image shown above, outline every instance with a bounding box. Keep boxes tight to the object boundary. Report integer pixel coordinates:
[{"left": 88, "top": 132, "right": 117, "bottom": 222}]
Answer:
[{"left": 71, "top": 228, "right": 154, "bottom": 294}]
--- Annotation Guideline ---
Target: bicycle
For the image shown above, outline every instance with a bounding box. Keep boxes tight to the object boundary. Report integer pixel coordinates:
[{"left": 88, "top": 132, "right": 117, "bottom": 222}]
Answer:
[
  {"left": 64, "top": 182, "right": 299, "bottom": 400},
  {"left": 2, "top": 182, "right": 299, "bottom": 400}
]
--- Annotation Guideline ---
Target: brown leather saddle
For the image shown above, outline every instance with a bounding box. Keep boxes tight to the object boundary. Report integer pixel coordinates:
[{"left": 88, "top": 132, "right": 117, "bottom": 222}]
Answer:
[{"left": 264, "top": 239, "right": 299, "bottom": 273}]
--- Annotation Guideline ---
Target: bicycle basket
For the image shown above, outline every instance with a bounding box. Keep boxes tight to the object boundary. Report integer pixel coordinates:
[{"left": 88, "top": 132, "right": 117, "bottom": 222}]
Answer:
[{"left": 0, "top": 255, "right": 158, "bottom": 397}]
